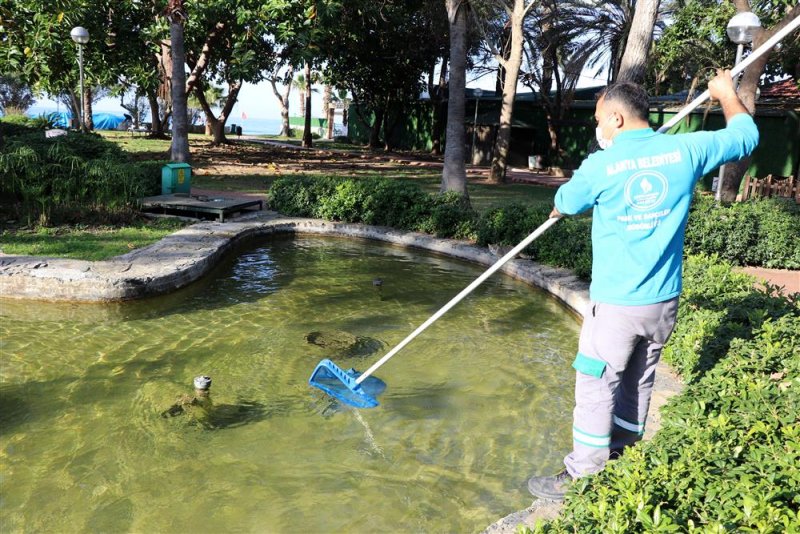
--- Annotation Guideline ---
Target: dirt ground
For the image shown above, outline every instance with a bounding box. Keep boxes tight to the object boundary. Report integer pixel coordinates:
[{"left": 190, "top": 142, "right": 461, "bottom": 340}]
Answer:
[
  {"left": 138, "top": 136, "right": 569, "bottom": 186},
  {"left": 739, "top": 266, "right": 800, "bottom": 295}
]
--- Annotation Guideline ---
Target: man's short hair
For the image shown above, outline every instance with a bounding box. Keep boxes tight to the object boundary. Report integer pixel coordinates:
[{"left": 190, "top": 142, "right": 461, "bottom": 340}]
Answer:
[{"left": 598, "top": 83, "right": 650, "bottom": 122}]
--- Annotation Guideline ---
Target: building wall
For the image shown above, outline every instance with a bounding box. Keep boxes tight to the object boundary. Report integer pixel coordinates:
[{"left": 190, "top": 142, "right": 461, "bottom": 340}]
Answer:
[{"left": 350, "top": 100, "right": 799, "bottom": 181}]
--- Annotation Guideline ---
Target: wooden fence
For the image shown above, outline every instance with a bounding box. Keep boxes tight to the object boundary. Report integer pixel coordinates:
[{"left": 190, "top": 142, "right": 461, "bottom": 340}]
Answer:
[{"left": 740, "top": 174, "right": 799, "bottom": 203}]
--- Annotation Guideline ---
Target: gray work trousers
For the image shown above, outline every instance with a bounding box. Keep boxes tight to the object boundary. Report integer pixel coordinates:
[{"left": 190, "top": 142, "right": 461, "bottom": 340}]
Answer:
[{"left": 564, "top": 297, "right": 679, "bottom": 478}]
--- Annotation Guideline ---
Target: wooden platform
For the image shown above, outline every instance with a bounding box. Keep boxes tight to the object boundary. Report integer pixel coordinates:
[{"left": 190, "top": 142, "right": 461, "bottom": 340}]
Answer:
[{"left": 141, "top": 194, "right": 263, "bottom": 222}]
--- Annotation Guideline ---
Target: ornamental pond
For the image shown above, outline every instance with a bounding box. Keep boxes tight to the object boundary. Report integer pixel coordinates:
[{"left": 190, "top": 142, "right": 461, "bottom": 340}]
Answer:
[{"left": 0, "top": 235, "right": 579, "bottom": 532}]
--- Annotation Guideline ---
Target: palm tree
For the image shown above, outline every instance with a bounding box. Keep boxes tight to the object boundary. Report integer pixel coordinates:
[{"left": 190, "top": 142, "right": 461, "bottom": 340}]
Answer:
[
  {"left": 442, "top": 0, "right": 469, "bottom": 198},
  {"left": 291, "top": 72, "right": 317, "bottom": 118},
  {"left": 331, "top": 88, "right": 351, "bottom": 129},
  {"left": 301, "top": 62, "right": 313, "bottom": 148},
  {"left": 617, "top": 0, "right": 661, "bottom": 83},
  {"left": 167, "top": 0, "right": 190, "bottom": 163}
]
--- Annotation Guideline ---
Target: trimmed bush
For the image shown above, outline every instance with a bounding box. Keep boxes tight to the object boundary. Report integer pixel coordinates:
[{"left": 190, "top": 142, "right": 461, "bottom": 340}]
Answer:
[
  {"left": 476, "top": 203, "right": 593, "bottom": 279},
  {"left": 685, "top": 194, "right": 800, "bottom": 269},
  {"left": 531, "top": 255, "right": 800, "bottom": 533},
  {"left": 268, "top": 175, "right": 475, "bottom": 236},
  {"left": 416, "top": 191, "right": 479, "bottom": 239}
]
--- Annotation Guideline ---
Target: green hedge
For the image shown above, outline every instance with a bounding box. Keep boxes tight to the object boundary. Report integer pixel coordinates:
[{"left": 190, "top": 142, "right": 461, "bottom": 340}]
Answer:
[
  {"left": 268, "top": 176, "right": 593, "bottom": 278},
  {"left": 532, "top": 255, "right": 800, "bottom": 533},
  {"left": 685, "top": 194, "right": 800, "bottom": 269},
  {"left": 269, "top": 175, "right": 479, "bottom": 239},
  {"left": 475, "top": 203, "right": 592, "bottom": 279},
  {"left": 0, "top": 122, "right": 162, "bottom": 224}
]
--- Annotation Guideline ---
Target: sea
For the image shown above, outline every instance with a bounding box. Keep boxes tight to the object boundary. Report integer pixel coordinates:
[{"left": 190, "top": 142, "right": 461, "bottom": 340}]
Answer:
[{"left": 25, "top": 105, "right": 286, "bottom": 136}]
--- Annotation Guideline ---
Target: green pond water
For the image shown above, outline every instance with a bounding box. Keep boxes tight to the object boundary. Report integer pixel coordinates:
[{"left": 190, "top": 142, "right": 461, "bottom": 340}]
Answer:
[{"left": 0, "top": 235, "right": 580, "bottom": 533}]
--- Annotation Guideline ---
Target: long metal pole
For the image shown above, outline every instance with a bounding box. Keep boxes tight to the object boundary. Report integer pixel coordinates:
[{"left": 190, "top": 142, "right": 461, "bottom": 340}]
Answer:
[{"left": 78, "top": 44, "right": 85, "bottom": 131}]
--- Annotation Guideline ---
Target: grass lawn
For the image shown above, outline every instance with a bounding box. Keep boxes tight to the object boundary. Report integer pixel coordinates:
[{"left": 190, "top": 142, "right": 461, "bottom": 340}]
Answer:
[{"left": 0, "top": 218, "right": 188, "bottom": 261}]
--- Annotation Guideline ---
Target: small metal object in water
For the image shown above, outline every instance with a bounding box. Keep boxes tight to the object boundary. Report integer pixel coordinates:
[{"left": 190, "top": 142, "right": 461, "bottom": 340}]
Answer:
[{"left": 194, "top": 375, "right": 212, "bottom": 391}]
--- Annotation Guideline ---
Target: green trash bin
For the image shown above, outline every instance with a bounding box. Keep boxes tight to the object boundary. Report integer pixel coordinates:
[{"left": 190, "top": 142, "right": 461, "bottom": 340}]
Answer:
[{"left": 162, "top": 163, "right": 192, "bottom": 195}]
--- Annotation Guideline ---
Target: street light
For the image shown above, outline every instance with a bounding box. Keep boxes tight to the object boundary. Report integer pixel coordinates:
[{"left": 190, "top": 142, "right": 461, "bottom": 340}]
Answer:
[
  {"left": 70, "top": 26, "right": 89, "bottom": 131},
  {"left": 714, "top": 11, "right": 760, "bottom": 199},
  {"left": 471, "top": 88, "right": 483, "bottom": 164}
]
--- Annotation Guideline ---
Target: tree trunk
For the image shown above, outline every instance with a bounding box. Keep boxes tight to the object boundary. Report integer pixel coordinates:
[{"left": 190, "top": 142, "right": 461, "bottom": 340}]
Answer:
[
  {"left": 147, "top": 92, "right": 163, "bottom": 136},
  {"left": 368, "top": 107, "right": 385, "bottom": 148},
  {"left": 717, "top": 2, "right": 800, "bottom": 202},
  {"left": 616, "top": 0, "right": 660, "bottom": 83},
  {"left": 441, "top": 0, "right": 468, "bottom": 197},
  {"left": 184, "top": 21, "right": 225, "bottom": 97},
  {"left": 169, "top": 12, "right": 190, "bottom": 163},
  {"left": 195, "top": 80, "right": 242, "bottom": 145},
  {"left": 268, "top": 71, "right": 293, "bottom": 137},
  {"left": 430, "top": 56, "right": 448, "bottom": 155},
  {"left": 384, "top": 99, "right": 399, "bottom": 152},
  {"left": 489, "top": 0, "right": 526, "bottom": 184},
  {"left": 323, "top": 85, "right": 334, "bottom": 139},
  {"left": 157, "top": 39, "right": 173, "bottom": 124},
  {"left": 83, "top": 87, "right": 94, "bottom": 131},
  {"left": 302, "top": 62, "right": 313, "bottom": 148},
  {"left": 68, "top": 90, "right": 80, "bottom": 129}
]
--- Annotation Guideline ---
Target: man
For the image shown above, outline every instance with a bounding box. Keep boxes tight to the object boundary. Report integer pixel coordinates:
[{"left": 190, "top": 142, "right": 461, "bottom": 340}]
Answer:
[{"left": 527, "top": 70, "right": 759, "bottom": 501}]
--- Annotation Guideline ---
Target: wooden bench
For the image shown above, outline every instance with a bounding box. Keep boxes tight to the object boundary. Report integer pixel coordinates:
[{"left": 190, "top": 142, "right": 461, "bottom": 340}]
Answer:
[{"left": 740, "top": 174, "right": 799, "bottom": 203}]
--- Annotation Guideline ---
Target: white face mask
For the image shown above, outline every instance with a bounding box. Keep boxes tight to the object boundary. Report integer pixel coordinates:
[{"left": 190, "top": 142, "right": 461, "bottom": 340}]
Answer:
[{"left": 595, "top": 115, "right": 616, "bottom": 150}]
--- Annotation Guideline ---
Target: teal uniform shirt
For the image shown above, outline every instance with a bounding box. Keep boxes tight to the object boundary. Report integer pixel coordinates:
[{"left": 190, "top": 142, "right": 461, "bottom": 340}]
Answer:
[{"left": 554, "top": 113, "right": 759, "bottom": 305}]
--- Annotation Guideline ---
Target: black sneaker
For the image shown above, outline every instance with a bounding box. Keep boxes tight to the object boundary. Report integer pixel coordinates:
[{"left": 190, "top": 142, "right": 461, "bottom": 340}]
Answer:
[
  {"left": 609, "top": 448, "right": 624, "bottom": 460},
  {"left": 527, "top": 469, "right": 573, "bottom": 501}
]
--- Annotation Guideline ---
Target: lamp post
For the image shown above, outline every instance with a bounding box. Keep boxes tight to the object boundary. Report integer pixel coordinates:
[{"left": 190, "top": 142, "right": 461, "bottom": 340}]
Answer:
[
  {"left": 471, "top": 88, "right": 483, "bottom": 164},
  {"left": 70, "top": 26, "right": 90, "bottom": 131},
  {"left": 714, "top": 11, "right": 760, "bottom": 199}
]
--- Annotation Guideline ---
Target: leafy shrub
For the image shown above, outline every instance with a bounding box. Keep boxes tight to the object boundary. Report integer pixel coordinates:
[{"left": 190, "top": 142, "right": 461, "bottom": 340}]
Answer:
[
  {"left": 268, "top": 175, "right": 340, "bottom": 217},
  {"left": 0, "top": 123, "right": 162, "bottom": 224},
  {"left": 358, "top": 178, "right": 431, "bottom": 228},
  {"left": 530, "top": 255, "right": 800, "bottom": 533},
  {"left": 268, "top": 175, "right": 476, "bottom": 238},
  {"left": 416, "top": 191, "right": 479, "bottom": 239},
  {"left": 0, "top": 113, "right": 32, "bottom": 126},
  {"left": 685, "top": 194, "right": 800, "bottom": 269},
  {"left": 0, "top": 117, "right": 37, "bottom": 139},
  {"left": 476, "top": 203, "right": 592, "bottom": 279},
  {"left": 475, "top": 202, "right": 540, "bottom": 247},
  {"left": 316, "top": 178, "right": 372, "bottom": 222}
]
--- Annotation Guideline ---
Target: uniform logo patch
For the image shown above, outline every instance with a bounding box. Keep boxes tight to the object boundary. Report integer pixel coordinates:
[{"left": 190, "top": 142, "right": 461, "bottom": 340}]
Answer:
[{"left": 624, "top": 170, "right": 668, "bottom": 211}]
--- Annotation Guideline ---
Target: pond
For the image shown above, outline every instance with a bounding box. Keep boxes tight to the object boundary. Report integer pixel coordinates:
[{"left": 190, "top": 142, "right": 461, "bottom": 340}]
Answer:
[{"left": 0, "top": 235, "right": 579, "bottom": 532}]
